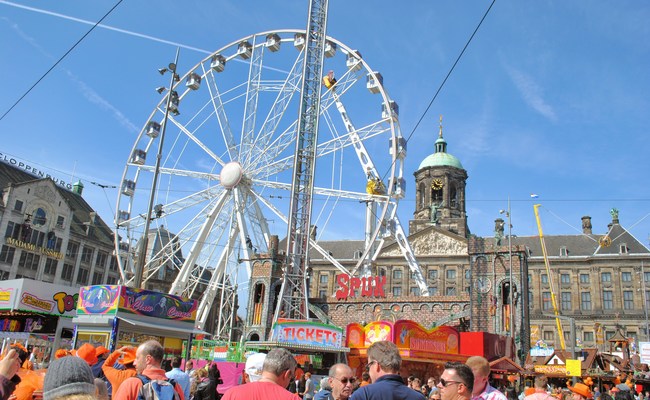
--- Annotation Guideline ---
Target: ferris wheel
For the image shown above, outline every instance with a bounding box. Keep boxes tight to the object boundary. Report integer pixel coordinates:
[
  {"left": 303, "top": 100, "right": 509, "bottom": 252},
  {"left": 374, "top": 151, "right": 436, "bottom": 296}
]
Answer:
[{"left": 114, "top": 29, "right": 416, "bottom": 334}]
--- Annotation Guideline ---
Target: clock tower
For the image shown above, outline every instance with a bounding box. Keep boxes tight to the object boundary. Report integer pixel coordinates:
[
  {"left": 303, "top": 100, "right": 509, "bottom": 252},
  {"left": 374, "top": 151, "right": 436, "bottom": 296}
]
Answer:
[{"left": 410, "top": 118, "right": 468, "bottom": 237}]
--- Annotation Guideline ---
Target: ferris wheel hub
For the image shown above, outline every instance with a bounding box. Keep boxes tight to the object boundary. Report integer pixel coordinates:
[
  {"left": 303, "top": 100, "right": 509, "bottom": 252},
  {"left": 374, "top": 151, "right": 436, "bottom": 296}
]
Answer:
[{"left": 220, "top": 161, "right": 244, "bottom": 189}]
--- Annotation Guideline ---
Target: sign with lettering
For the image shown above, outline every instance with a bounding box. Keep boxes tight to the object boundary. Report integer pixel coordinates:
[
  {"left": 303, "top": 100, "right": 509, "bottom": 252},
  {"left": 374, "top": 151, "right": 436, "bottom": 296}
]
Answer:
[
  {"left": 335, "top": 274, "right": 386, "bottom": 300},
  {"left": 6, "top": 237, "right": 64, "bottom": 260},
  {"left": 0, "top": 279, "right": 78, "bottom": 317},
  {"left": 640, "top": 342, "right": 650, "bottom": 365},
  {"left": 119, "top": 286, "right": 197, "bottom": 321},
  {"left": 534, "top": 365, "right": 567, "bottom": 375},
  {"left": 270, "top": 319, "right": 343, "bottom": 348},
  {"left": 78, "top": 285, "right": 121, "bottom": 315},
  {"left": 0, "top": 154, "right": 73, "bottom": 190}
]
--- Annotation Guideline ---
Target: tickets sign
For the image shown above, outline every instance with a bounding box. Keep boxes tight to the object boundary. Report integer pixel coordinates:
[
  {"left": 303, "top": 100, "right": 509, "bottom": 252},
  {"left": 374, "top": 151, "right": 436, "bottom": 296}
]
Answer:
[{"left": 270, "top": 320, "right": 343, "bottom": 348}]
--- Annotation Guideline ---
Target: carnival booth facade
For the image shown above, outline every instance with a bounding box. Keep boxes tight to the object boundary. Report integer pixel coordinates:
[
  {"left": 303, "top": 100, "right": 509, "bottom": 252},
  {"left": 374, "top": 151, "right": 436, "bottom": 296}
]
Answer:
[
  {"left": 73, "top": 285, "right": 201, "bottom": 357},
  {"left": 0, "top": 278, "right": 77, "bottom": 362}
]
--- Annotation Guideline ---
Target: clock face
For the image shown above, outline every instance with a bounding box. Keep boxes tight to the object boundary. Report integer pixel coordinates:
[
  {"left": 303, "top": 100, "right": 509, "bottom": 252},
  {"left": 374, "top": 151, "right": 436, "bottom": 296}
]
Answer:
[
  {"left": 475, "top": 277, "right": 492, "bottom": 293},
  {"left": 431, "top": 178, "right": 444, "bottom": 190}
]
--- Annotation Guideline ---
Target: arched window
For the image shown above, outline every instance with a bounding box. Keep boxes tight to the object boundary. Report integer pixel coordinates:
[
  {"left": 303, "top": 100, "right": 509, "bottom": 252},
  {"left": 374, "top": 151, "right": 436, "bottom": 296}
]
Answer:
[{"left": 418, "top": 182, "right": 425, "bottom": 209}]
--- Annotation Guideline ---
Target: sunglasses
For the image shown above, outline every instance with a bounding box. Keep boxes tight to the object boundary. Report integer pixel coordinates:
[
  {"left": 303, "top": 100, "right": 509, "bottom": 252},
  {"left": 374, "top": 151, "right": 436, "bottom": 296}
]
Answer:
[
  {"left": 365, "top": 360, "right": 377, "bottom": 372},
  {"left": 335, "top": 376, "right": 357, "bottom": 385},
  {"left": 439, "top": 378, "right": 463, "bottom": 387}
]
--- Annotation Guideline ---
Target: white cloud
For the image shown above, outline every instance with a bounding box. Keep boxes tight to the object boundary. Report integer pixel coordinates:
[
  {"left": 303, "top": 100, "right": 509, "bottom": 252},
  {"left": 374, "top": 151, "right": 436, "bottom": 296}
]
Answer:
[{"left": 506, "top": 66, "right": 557, "bottom": 122}]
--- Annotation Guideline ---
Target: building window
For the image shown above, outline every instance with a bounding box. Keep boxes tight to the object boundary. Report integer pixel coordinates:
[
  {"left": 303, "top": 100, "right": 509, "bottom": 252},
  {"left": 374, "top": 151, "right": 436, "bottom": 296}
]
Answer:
[
  {"left": 603, "top": 290, "right": 613, "bottom": 310},
  {"left": 621, "top": 272, "right": 632, "bottom": 282},
  {"left": 66, "top": 241, "right": 79, "bottom": 258},
  {"left": 80, "top": 246, "right": 94, "bottom": 264},
  {"left": 528, "top": 291, "right": 534, "bottom": 308},
  {"left": 378, "top": 268, "right": 386, "bottom": 277},
  {"left": 392, "top": 286, "right": 402, "bottom": 296},
  {"left": 579, "top": 274, "right": 590, "bottom": 284},
  {"left": 646, "top": 291, "right": 650, "bottom": 310},
  {"left": 76, "top": 267, "right": 89, "bottom": 285},
  {"left": 560, "top": 246, "right": 568, "bottom": 257},
  {"left": 581, "top": 292, "right": 592, "bottom": 311},
  {"left": 645, "top": 272, "right": 650, "bottom": 282},
  {"left": 44, "top": 258, "right": 57, "bottom": 276},
  {"left": 62, "top": 264, "right": 74, "bottom": 281},
  {"left": 623, "top": 291, "right": 634, "bottom": 310},
  {"left": 92, "top": 272, "right": 103, "bottom": 285},
  {"left": 410, "top": 287, "right": 419, "bottom": 296},
  {"left": 561, "top": 292, "right": 572, "bottom": 310},
  {"left": 583, "top": 331, "right": 594, "bottom": 343},
  {"left": 0, "top": 246, "right": 15, "bottom": 264},
  {"left": 393, "top": 269, "right": 402, "bottom": 280},
  {"left": 561, "top": 274, "right": 570, "bottom": 284},
  {"left": 542, "top": 292, "right": 552, "bottom": 310},
  {"left": 541, "top": 273, "right": 548, "bottom": 284},
  {"left": 601, "top": 272, "right": 612, "bottom": 283},
  {"left": 5, "top": 222, "right": 20, "bottom": 240},
  {"left": 446, "top": 287, "right": 456, "bottom": 296},
  {"left": 96, "top": 251, "right": 108, "bottom": 268},
  {"left": 428, "top": 269, "right": 438, "bottom": 280},
  {"left": 464, "top": 269, "right": 471, "bottom": 279},
  {"left": 446, "top": 269, "right": 456, "bottom": 280},
  {"left": 428, "top": 287, "right": 438, "bottom": 296},
  {"left": 14, "top": 200, "right": 23, "bottom": 212},
  {"left": 319, "top": 274, "right": 329, "bottom": 284},
  {"left": 109, "top": 257, "right": 118, "bottom": 272},
  {"left": 410, "top": 271, "right": 418, "bottom": 280},
  {"left": 619, "top": 244, "right": 628, "bottom": 254},
  {"left": 56, "top": 215, "right": 65, "bottom": 228},
  {"left": 106, "top": 276, "right": 117, "bottom": 285},
  {"left": 319, "top": 290, "right": 327, "bottom": 298},
  {"left": 543, "top": 331, "right": 554, "bottom": 341},
  {"left": 18, "top": 252, "right": 40, "bottom": 271}
]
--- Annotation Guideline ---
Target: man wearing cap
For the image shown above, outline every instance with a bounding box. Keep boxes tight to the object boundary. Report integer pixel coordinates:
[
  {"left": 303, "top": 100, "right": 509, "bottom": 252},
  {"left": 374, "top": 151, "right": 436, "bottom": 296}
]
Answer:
[
  {"left": 222, "top": 348, "right": 300, "bottom": 400},
  {"left": 115, "top": 340, "right": 185, "bottom": 400},
  {"left": 102, "top": 346, "right": 138, "bottom": 398},
  {"left": 569, "top": 384, "right": 594, "bottom": 400}
]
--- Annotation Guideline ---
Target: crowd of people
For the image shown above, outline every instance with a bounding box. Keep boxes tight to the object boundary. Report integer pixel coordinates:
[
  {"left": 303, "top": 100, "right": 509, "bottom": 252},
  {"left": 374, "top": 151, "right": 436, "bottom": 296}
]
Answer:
[{"left": 1, "top": 340, "right": 647, "bottom": 400}]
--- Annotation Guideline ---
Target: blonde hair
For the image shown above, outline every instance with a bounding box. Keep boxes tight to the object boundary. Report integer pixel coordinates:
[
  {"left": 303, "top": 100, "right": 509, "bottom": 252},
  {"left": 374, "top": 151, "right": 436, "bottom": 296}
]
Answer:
[
  {"left": 54, "top": 395, "right": 97, "bottom": 400},
  {"left": 466, "top": 356, "right": 490, "bottom": 377}
]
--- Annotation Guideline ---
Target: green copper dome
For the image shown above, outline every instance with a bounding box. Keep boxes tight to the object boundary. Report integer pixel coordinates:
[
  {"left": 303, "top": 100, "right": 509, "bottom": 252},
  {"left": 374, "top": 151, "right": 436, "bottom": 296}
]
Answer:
[{"left": 417, "top": 127, "right": 464, "bottom": 170}]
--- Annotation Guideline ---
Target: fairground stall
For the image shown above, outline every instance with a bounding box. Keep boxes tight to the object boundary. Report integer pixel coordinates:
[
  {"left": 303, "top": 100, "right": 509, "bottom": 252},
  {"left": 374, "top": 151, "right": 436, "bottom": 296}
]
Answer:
[
  {"left": 246, "top": 319, "right": 349, "bottom": 375},
  {"left": 0, "top": 278, "right": 77, "bottom": 363},
  {"left": 73, "top": 285, "right": 202, "bottom": 358},
  {"left": 347, "top": 320, "right": 467, "bottom": 380}
]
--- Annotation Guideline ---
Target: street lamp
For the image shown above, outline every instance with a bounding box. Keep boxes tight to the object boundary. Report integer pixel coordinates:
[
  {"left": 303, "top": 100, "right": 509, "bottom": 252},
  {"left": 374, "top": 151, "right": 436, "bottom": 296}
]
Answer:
[
  {"left": 499, "top": 197, "right": 514, "bottom": 340},
  {"left": 641, "top": 262, "right": 649, "bottom": 341},
  {"left": 133, "top": 48, "right": 180, "bottom": 289}
]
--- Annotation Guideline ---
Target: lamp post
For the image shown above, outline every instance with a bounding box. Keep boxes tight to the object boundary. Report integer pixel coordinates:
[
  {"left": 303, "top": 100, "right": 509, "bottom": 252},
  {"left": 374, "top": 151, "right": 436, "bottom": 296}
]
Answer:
[
  {"left": 133, "top": 48, "right": 180, "bottom": 289},
  {"left": 500, "top": 197, "right": 514, "bottom": 339},
  {"left": 642, "top": 262, "right": 649, "bottom": 341}
]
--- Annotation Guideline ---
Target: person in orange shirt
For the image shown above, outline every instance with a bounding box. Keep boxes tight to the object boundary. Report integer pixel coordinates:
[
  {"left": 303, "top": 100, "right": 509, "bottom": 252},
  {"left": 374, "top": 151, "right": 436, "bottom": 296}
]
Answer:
[
  {"left": 10, "top": 344, "right": 44, "bottom": 400},
  {"left": 359, "top": 372, "right": 371, "bottom": 387},
  {"left": 102, "top": 346, "right": 138, "bottom": 398}
]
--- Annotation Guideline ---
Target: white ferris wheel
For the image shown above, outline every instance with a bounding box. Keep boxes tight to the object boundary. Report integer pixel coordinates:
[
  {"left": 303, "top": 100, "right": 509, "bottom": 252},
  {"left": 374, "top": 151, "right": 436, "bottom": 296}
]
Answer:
[{"left": 114, "top": 29, "right": 422, "bottom": 335}]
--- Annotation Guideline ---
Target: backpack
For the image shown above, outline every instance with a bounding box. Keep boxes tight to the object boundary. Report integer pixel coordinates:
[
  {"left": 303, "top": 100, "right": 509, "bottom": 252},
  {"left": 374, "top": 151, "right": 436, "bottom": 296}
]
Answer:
[{"left": 137, "top": 375, "right": 181, "bottom": 400}]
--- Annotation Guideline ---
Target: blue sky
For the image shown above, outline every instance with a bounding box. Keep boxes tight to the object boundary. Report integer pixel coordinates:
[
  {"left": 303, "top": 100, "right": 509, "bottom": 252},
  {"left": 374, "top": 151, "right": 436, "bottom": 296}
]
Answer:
[{"left": 1, "top": 0, "right": 649, "bottom": 249}]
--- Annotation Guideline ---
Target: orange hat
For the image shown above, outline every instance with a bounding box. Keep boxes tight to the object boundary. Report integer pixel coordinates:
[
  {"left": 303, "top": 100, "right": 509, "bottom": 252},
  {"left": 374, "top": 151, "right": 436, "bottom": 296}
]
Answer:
[
  {"left": 54, "top": 349, "right": 69, "bottom": 359},
  {"left": 118, "top": 348, "right": 137, "bottom": 365},
  {"left": 76, "top": 343, "right": 98, "bottom": 366},
  {"left": 569, "top": 383, "right": 594, "bottom": 399},
  {"left": 95, "top": 346, "right": 110, "bottom": 357}
]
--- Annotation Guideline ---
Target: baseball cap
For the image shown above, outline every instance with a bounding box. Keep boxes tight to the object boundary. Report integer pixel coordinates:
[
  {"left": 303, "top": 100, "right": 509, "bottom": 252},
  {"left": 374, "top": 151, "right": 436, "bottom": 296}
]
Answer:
[{"left": 245, "top": 353, "right": 267, "bottom": 382}]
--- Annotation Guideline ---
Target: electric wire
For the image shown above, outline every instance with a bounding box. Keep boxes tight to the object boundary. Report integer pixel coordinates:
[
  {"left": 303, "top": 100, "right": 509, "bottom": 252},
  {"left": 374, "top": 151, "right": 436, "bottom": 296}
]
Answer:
[
  {"left": 380, "top": 0, "right": 496, "bottom": 185},
  {"left": 0, "top": 0, "right": 124, "bottom": 122}
]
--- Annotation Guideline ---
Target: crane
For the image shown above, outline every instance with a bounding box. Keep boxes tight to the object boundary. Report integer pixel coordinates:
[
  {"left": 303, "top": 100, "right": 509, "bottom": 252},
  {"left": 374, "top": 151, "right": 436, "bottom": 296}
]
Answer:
[{"left": 533, "top": 204, "right": 566, "bottom": 349}]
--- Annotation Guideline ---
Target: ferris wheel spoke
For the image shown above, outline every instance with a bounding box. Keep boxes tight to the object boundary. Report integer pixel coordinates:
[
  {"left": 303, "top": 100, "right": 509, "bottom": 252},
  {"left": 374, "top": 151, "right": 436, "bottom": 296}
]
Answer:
[
  {"left": 246, "top": 51, "right": 304, "bottom": 170},
  {"left": 202, "top": 65, "right": 238, "bottom": 161},
  {"left": 133, "top": 164, "right": 220, "bottom": 182},
  {"left": 168, "top": 116, "right": 227, "bottom": 167},
  {"left": 246, "top": 122, "right": 297, "bottom": 178},
  {"left": 252, "top": 178, "right": 388, "bottom": 202},
  {"left": 240, "top": 186, "right": 271, "bottom": 253},
  {"left": 239, "top": 40, "right": 264, "bottom": 167},
  {"left": 169, "top": 190, "right": 231, "bottom": 295}
]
